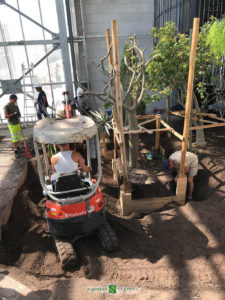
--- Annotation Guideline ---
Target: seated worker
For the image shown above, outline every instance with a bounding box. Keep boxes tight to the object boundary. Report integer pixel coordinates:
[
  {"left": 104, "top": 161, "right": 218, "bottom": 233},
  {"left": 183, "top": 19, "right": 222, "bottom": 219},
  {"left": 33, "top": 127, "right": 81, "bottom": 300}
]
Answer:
[
  {"left": 51, "top": 143, "right": 92, "bottom": 182},
  {"left": 163, "top": 150, "right": 198, "bottom": 201}
]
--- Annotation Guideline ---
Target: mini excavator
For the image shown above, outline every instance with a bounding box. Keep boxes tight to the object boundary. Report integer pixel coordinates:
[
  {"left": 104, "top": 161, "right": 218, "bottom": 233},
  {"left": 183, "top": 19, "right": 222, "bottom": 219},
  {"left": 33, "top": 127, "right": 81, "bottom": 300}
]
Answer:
[{"left": 33, "top": 116, "right": 118, "bottom": 269}]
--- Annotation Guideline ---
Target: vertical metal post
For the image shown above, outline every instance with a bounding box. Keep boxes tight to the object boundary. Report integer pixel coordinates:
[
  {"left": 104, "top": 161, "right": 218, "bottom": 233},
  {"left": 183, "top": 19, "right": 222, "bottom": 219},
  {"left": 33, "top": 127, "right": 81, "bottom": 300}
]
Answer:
[
  {"left": 55, "top": 0, "right": 74, "bottom": 100},
  {"left": 79, "top": 0, "right": 90, "bottom": 90},
  {"left": 65, "top": 0, "right": 78, "bottom": 93}
]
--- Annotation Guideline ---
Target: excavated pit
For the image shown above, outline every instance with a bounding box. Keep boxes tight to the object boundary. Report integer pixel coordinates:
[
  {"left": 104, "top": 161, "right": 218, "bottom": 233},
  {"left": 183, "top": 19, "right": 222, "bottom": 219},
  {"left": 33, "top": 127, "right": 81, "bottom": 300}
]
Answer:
[{"left": 0, "top": 129, "right": 220, "bottom": 289}]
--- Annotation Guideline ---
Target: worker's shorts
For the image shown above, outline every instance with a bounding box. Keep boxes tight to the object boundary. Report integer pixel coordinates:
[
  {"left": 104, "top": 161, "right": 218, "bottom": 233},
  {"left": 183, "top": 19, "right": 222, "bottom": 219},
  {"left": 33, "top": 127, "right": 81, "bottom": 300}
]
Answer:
[
  {"left": 8, "top": 124, "right": 22, "bottom": 143},
  {"left": 188, "top": 166, "right": 198, "bottom": 177}
]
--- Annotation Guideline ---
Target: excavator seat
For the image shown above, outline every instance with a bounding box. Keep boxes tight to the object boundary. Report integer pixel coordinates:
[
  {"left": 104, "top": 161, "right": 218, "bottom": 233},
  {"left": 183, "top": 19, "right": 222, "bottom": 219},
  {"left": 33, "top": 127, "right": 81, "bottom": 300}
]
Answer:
[{"left": 54, "top": 171, "right": 90, "bottom": 197}]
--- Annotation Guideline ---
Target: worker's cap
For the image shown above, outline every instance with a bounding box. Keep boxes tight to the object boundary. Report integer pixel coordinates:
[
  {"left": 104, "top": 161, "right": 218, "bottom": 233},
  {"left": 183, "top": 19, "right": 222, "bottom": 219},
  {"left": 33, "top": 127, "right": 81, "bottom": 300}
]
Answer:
[
  {"left": 34, "top": 83, "right": 42, "bottom": 88},
  {"left": 77, "top": 87, "right": 84, "bottom": 97},
  {"left": 9, "top": 94, "right": 18, "bottom": 100},
  {"left": 162, "top": 159, "right": 170, "bottom": 170}
]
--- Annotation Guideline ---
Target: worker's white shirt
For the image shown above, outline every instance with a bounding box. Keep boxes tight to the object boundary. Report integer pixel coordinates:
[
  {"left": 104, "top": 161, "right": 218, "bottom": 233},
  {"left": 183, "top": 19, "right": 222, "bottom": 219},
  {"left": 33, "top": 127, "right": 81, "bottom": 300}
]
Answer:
[
  {"left": 52, "top": 150, "right": 78, "bottom": 181},
  {"left": 169, "top": 151, "right": 198, "bottom": 176}
]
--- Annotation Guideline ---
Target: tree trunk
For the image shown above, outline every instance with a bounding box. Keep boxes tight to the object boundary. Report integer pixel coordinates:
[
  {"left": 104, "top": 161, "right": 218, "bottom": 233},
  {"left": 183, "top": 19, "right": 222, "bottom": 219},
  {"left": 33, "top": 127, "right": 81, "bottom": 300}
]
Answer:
[
  {"left": 193, "top": 93, "right": 206, "bottom": 145},
  {"left": 166, "top": 95, "right": 171, "bottom": 125},
  {"left": 127, "top": 109, "right": 139, "bottom": 168},
  {"left": 188, "top": 106, "right": 193, "bottom": 151}
]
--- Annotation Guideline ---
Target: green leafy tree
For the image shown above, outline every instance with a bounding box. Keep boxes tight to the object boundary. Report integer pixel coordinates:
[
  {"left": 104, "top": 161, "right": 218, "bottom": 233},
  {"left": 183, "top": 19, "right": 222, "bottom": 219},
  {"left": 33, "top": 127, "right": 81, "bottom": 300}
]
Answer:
[
  {"left": 207, "top": 18, "right": 225, "bottom": 56},
  {"left": 146, "top": 21, "right": 222, "bottom": 145}
]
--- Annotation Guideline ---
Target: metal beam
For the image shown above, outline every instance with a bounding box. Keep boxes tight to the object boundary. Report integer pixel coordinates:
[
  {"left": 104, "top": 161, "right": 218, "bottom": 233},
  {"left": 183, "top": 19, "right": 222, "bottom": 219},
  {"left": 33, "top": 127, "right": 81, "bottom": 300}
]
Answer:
[
  {"left": 55, "top": 0, "right": 74, "bottom": 100},
  {"left": 0, "top": 45, "right": 59, "bottom": 98},
  {"left": 65, "top": 0, "right": 78, "bottom": 92},
  {"left": 4, "top": 1, "right": 57, "bottom": 37}
]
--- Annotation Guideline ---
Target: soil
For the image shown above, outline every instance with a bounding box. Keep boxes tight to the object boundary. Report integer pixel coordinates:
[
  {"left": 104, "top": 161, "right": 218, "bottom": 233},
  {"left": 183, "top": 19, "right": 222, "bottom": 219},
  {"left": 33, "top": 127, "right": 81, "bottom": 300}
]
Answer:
[{"left": 1, "top": 128, "right": 225, "bottom": 299}]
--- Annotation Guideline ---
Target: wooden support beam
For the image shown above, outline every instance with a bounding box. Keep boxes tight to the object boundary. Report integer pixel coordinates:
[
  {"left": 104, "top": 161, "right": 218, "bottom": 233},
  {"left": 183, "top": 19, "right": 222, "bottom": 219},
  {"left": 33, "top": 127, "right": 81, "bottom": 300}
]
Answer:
[
  {"left": 192, "top": 118, "right": 218, "bottom": 124},
  {"left": 136, "top": 114, "right": 157, "bottom": 120},
  {"left": 138, "top": 126, "right": 168, "bottom": 135},
  {"left": 189, "top": 122, "right": 225, "bottom": 130},
  {"left": 208, "top": 115, "right": 225, "bottom": 122},
  {"left": 176, "top": 177, "right": 187, "bottom": 204},
  {"left": 106, "top": 28, "right": 112, "bottom": 66},
  {"left": 121, "top": 128, "right": 169, "bottom": 135},
  {"left": 179, "top": 18, "right": 200, "bottom": 177},
  {"left": 155, "top": 117, "right": 160, "bottom": 151},
  {"left": 106, "top": 28, "right": 117, "bottom": 160},
  {"left": 112, "top": 20, "right": 129, "bottom": 192},
  {"left": 138, "top": 118, "right": 157, "bottom": 126},
  {"left": 160, "top": 119, "right": 183, "bottom": 141},
  {"left": 102, "top": 133, "right": 107, "bottom": 158},
  {"left": 120, "top": 192, "right": 179, "bottom": 216}
]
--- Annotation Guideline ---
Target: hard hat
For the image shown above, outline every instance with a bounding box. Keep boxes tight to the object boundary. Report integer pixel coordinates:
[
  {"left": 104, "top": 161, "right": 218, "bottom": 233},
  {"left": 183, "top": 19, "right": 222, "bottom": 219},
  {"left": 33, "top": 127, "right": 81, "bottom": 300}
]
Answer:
[
  {"left": 77, "top": 87, "right": 84, "bottom": 97},
  {"left": 34, "top": 83, "right": 42, "bottom": 88}
]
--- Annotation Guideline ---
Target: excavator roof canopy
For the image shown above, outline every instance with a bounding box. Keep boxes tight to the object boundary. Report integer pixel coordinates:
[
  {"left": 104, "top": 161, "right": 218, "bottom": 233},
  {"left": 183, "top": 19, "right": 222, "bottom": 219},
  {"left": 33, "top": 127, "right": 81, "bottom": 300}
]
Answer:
[{"left": 33, "top": 115, "right": 97, "bottom": 144}]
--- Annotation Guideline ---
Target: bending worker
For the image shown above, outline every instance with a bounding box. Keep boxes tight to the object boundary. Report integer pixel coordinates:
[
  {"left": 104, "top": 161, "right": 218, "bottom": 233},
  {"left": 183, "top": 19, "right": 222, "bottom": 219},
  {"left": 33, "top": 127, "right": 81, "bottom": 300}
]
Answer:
[
  {"left": 164, "top": 150, "right": 198, "bottom": 200},
  {"left": 51, "top": 143, "right": 92, "bottom": 181}
]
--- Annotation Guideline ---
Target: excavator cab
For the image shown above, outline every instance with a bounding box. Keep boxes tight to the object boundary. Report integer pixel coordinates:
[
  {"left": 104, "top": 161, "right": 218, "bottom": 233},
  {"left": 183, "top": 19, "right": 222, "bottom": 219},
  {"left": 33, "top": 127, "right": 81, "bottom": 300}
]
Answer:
[{"left": 33, "top": 116, "right": 118, "bottom": 269}]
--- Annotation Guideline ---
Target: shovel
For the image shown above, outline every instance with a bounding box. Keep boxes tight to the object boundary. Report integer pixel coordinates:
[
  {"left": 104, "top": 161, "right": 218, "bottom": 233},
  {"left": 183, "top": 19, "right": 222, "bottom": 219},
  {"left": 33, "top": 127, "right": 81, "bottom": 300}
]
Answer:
[{"left": 19, "top": 123, "right": 32, "bottom": 159}]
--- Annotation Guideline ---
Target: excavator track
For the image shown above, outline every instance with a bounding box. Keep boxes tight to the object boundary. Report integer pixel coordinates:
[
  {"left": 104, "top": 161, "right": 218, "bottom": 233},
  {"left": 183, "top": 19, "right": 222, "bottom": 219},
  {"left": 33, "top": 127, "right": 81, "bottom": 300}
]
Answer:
[
  {"left": 54, "top": 236, "right": 77, "bottom": 269},
  {"left": 96, "top": 221, "right": 119, "bottom": 252}
]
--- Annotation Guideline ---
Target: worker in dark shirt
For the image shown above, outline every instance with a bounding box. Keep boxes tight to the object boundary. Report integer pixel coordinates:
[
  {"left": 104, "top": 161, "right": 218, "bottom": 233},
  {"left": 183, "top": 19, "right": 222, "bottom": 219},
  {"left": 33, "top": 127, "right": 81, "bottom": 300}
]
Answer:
[
  {"left": 34, "top": 84, "right": 49, "bottom": 120},
  {"left": 4, "top": 94, "right": 22, "bottom": 158}
]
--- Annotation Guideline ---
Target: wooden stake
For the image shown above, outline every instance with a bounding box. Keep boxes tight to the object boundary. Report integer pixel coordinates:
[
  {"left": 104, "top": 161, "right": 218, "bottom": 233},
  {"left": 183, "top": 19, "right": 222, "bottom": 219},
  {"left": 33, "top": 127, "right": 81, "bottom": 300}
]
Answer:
[
  {"left": 112, "top": 20, "right": 129, "bottom": 192},
  {"left": 179, "top": 18, "right": 200, "bottom": 177},
  {"left": 106, "top": 28, "right": 118, "bottom": 160},
  {"left": 155, "top": 115, "right": 160, "bottom": 151},
  {"left": 102, "top": 133, "right": 107, "bottom": 158},
  {"left": 106, "top": 28, "right": 112, "bottom": 66}
]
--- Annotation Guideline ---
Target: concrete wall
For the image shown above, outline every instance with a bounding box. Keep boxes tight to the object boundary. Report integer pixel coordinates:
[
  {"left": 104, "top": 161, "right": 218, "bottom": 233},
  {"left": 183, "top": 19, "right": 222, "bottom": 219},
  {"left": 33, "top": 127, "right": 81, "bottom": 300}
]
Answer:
[{"left": 71, "top": 0, "right": 158, "bottom": 111}]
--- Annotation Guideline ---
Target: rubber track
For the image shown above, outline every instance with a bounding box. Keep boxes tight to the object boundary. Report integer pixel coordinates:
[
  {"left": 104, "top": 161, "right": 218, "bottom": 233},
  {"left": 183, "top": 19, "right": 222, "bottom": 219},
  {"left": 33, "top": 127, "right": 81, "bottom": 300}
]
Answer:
[
  {"left": 96, "top": 221, "right": 119, "bottom": 252},
  {"left": 55, "top": 238, "right": 77, "bottom": 269}
]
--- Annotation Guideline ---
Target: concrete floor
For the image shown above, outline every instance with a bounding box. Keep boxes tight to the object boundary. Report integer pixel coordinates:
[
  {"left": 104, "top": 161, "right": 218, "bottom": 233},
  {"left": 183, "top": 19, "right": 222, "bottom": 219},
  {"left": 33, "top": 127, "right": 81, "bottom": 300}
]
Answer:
[{"left": 0, "top": 124, "right": 33, "bottom": 227}]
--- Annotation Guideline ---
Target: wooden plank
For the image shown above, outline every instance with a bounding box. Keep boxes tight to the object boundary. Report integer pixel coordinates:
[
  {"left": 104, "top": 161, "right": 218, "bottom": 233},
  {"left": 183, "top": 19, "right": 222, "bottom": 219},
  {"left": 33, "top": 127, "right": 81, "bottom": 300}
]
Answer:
[
  {"left": 106, "top": 28, "right": 117, "bottom": 160},
  {"left": 171, "top": 110, "right": 219, "bottom": 119},
  {"left": 136, "top": 114, "right": 157, "bottom": 120},
  {"left": 102, "top": 133, "right": 107, "bottom": 158},
  {"left": 176, "top": 176, "right": 187, "bottom": 204},
  {"left": 208, "top": 115, "right": 225, "bottom": 122},
  {"left": 121, "top": 192, "right": 179, "bottom": 216},
  {"left": 120, "top": 190, "right": 132, "bottom": 216},
  {"left": 138, "top": 118, "right": 157, "bottom": 126},
  {"left": 112, "top": 20, "right": 129, "bottom": 192},
  {"left": 122, "top": 128, "right": 169, "bottom": 135},
  {"left": 193, "top": 118, "right": 218, "bottom": 124},
  {"left": 179, "top": 18, "right": 200, "bottom": 177},
  {"left": 160, "top": 119, "right": 183, "bottom": 140},
  {"left": 189, "top": 122, "right": 225, "bottom": 130},
  {"left": 106, "top": 28, "right": 112, "bottom": 66},
  {"left": 155, "top": 117, "right": 160, "bottom": 151}
]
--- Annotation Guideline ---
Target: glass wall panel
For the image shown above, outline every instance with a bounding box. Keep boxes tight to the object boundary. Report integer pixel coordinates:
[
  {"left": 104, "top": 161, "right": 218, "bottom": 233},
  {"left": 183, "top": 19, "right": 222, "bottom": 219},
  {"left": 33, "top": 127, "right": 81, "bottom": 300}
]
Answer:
[
  {"left": 6, "top": 46, "right": 27, "bottom": 78},
  {"left": 17, "top": 0, "right": 43, "bottom": 41},
  {"left": 0, "top": 3, "right": 23, "bottom": 41},
  {"left": 26, "top": 45, "right": 50, "bottom": 83},
  {"left": 39, "top": 0, "right": 59, "bottom": 37},
  {"left": 48, "top": 48, "right": 65, "bottom": 83}
]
